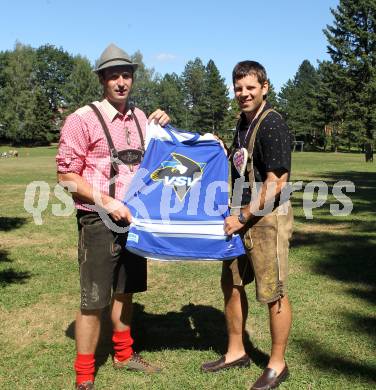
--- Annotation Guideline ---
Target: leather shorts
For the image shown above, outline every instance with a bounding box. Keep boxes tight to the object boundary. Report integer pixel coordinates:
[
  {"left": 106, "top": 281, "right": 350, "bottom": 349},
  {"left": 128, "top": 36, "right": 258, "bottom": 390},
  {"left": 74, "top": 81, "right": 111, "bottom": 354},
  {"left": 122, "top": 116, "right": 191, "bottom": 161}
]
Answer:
[
  {"left": 222, "top": 203, "right": 293, "bottom": 303},
  {"left": 77, "top": 211, "right": 147, "bottom": 310}
]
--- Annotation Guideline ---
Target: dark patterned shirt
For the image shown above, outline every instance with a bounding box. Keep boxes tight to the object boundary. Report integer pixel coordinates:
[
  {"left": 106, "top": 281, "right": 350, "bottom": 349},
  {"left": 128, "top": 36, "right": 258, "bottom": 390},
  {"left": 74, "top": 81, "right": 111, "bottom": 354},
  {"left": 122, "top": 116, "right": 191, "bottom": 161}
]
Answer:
[{"left": 231, "top": 102, "right": 291, "bottom": 205}]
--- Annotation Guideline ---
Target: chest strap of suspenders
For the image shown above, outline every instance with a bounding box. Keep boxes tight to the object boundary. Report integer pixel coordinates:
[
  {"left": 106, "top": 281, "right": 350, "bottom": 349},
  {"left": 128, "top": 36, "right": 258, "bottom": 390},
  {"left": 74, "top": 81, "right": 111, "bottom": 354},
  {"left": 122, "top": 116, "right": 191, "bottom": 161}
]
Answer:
[{"left": 88, "top": 103, "right": 145, "bottom": 198}]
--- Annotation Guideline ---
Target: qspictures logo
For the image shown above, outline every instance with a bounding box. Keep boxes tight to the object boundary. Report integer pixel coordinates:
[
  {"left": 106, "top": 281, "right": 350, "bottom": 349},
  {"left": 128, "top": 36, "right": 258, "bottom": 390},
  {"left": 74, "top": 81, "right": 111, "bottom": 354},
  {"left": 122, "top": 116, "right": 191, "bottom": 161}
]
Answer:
[{"left": 150, "top": 153, "right": 206, "bottom": 201}]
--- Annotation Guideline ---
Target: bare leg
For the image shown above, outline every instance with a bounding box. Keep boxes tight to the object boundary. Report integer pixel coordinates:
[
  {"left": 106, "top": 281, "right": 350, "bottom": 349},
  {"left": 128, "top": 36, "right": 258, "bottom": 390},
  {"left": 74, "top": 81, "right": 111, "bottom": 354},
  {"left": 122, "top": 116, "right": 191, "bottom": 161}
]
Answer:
[
  {"left": 222, "top": 281, "right": 249, "bottom": 362},
  {"left": 267, "top": 295, "right": 292, "bottom": 374},
  {"left": 75, "top": 309, "right": 101, "bottom": 354},
  {"left": 111, "top": 293, "right": 133, "bottom": 331}
]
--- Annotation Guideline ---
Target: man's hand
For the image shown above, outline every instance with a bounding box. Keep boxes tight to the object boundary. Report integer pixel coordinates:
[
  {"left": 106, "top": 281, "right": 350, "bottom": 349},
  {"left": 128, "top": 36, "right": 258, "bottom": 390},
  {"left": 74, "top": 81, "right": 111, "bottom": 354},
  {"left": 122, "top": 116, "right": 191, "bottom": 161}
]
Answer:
[
  {"left": 103, "top": 197, "right": 132, "bottom": 223},
  {"left": 224, "top": 215, "right": 245, "bottom": 235},
  {"left": 148, "top": 109, "right": 170, "bottom": 126}
]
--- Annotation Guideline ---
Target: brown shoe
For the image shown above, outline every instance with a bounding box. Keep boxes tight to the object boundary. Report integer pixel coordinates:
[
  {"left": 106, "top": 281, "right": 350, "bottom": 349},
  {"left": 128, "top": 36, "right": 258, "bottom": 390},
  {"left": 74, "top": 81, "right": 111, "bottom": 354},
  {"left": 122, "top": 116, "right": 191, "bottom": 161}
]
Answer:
[
  {"left": 113, "top": 353, "right": 161, "bottom": 373},
  {"left": 76, "top": 381, "right": 94, "bottom": 390},
  {"left": 250, "top": 365, "right": 289, "bottom": 390},
  {"left": 201, "top": 354, "right": 251, "bottom": 373}
]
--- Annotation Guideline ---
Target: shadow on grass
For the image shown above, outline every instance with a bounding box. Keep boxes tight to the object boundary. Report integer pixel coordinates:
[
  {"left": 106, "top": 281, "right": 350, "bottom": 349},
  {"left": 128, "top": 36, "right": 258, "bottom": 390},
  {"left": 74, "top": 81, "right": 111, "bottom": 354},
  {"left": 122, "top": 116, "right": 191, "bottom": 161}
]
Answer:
[
  {"left": 0, "top": 248, "right": 31, "bottom": 287},
  {"left": 0, "top": 217, "right": 32, "bottom": 287},
  {"left": 0, "top": 268, "right": 31, "bottom": 287},
  {"left": 291, "top": 230, "right": 375, "bottom": 300},
  {"left": 295, "top": 339, "right": 376, "bottom": 384},
  {"left": 0, "top": 216, "right": 27, "bottom": 231},
  {"left": 341, "top": 312, "right": 376, "bottom": 338},
  {"left": 290, "top": 170, "right": 376, "bottom": 382},
  {"left": 0, "top": 249, "right": 11, "bottom": 262},
  {"left": 65, "top": 303, "right": 269, "bottom": 372},
  {"left": 133, "top": 302, "right": 268, "bottom": 367},
  {"left": 292, "top": 171, "right": 376, "bottom": 221},
  {"left": 291, "top": 170, "right": 375, "bottom": 292},
  {"left": 348, "top": 287, "right": 376, "bottom": 305}
]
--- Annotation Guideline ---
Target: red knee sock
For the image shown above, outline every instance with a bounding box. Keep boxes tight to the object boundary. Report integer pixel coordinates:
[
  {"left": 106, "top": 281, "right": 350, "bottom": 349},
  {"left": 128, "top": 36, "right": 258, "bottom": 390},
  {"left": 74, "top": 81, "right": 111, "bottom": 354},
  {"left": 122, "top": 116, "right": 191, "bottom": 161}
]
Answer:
[
  {"left": 112, "top": 328, "right": 133, "bottom": 362},
  {"left": 74, "top": 353, "right": 95, "bottom": 385}
]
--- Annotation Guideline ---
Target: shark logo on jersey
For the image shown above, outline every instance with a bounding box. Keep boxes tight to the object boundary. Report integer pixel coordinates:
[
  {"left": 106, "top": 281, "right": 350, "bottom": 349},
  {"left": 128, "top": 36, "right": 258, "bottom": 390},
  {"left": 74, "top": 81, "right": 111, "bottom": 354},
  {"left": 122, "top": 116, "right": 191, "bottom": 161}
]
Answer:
[{"left": 151, "top": 153, "right": 206, "bottom": 201}]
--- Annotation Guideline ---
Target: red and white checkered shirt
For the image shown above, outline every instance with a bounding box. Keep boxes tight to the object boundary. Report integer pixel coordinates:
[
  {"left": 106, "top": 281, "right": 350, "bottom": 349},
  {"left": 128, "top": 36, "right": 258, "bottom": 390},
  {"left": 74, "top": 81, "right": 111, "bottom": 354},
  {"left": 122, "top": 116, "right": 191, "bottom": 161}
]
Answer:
[{"left": 56, "top": 99, "right": 147, "bottom": 211}]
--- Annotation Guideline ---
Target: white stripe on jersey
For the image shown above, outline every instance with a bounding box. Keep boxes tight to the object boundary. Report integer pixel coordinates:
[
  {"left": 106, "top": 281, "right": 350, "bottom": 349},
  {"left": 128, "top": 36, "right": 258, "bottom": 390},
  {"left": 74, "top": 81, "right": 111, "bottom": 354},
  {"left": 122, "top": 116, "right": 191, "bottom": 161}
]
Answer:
[
  {"left": 132, "top": 217, "right": 223, "bottom": 225},
  {"left": 131, "top": 220, "right": 226, "bottom": 236},
  {"left": 141, "top": 232, "right": 228, "bottom": 240}
]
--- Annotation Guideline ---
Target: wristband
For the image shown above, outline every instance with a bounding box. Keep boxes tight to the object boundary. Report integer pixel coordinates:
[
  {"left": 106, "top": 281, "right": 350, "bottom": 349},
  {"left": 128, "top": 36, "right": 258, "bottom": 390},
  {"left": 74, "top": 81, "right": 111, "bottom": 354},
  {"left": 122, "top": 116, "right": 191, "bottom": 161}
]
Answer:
[{"left": 238, "top": 211, "right": 248, "bottom": 224}]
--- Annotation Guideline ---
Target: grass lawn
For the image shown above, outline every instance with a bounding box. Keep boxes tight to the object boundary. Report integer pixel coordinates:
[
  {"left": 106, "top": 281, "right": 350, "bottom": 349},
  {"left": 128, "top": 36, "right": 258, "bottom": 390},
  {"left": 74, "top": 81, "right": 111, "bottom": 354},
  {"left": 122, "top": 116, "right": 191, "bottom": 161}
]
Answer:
[{"left": 0, "top": 147, "right": 375, "bottom": 389}]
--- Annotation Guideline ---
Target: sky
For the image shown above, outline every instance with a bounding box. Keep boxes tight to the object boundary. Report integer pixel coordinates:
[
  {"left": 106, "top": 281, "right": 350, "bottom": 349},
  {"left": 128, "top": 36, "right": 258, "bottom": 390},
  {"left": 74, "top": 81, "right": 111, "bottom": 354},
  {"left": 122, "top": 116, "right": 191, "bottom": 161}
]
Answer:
[{"left": 1, "top": 0, "right": 339, "bottom": 92}]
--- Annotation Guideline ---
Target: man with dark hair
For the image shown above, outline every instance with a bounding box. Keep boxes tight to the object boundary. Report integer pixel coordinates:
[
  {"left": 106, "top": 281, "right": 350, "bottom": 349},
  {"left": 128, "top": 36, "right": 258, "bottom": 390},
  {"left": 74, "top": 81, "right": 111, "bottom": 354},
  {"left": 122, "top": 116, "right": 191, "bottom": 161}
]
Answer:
[
  {"left": 202, "top": 60, "right": 293, "bottom": 390},
  {"left": 57, "top": 43, "right": 169, "bottom": 390},
  {"left": 232, "top": 60, "right": 268, "bottom": 85}
]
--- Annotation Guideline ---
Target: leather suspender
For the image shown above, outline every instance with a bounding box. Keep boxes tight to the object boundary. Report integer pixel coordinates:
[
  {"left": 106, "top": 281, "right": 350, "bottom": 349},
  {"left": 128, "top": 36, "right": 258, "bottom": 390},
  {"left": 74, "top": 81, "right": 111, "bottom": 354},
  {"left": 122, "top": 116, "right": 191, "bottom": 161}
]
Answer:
[
  {"left": 246, "top": 108, "right": 277, "bottom": 187},
  {"left": 88, "top": 103, "right": 144, "bottom": 198},
  {"left": 129, "top": 102, "right": 145, "bottom": 151}
]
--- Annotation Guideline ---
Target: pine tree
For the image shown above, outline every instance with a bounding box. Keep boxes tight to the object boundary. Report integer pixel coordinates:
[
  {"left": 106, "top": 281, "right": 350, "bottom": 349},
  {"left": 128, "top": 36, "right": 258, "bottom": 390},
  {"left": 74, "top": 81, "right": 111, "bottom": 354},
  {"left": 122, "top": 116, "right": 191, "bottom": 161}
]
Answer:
[
  {"left": 222, "top": 97, "right": 240, "bottom": 144},
  {"left": 317, "top": 61, "right": 350, "bottom": 151},
  {"left": 324, "top": 0, "right": 376, "bottom": 150},
  {"left": 278, "top": 60, "right": 323, "bottom": 147},
  {"left": 155, "top": 73, "right": 186, "bottom": 127},
  {"left": 267, "top": 82, "right": 279, "bottom": 110},
  {"left": 181, "top": 58, "right": 206, "bottom": 131},
  {"left": 199, "top": 59, "right": 229, "bottom": 134},
  {"left": 129, "top": 51, "right": 159, "bottom": 115}
]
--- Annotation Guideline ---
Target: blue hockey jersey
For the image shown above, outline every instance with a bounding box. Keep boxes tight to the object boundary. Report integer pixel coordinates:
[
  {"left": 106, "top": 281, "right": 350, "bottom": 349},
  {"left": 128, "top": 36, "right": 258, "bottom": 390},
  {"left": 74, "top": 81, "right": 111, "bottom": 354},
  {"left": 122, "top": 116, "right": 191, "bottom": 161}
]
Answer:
[{"left": 124, "top": 123, "right": 245, "bottom": 261}]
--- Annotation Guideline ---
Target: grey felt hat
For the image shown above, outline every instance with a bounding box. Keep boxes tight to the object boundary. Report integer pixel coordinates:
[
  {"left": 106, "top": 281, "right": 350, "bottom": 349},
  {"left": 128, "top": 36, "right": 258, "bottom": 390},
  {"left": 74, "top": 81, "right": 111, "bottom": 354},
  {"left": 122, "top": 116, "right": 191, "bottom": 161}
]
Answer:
[{"left": 94, "top": 43, "right": 138, "bottom": 73}]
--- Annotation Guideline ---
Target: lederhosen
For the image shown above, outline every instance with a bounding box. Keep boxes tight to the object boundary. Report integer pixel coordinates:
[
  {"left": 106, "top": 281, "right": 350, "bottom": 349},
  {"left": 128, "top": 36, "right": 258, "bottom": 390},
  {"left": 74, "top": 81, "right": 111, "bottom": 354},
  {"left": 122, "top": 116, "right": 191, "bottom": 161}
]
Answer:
[{"left": 227, "top": 109, "right": 293, "bottom": 304}]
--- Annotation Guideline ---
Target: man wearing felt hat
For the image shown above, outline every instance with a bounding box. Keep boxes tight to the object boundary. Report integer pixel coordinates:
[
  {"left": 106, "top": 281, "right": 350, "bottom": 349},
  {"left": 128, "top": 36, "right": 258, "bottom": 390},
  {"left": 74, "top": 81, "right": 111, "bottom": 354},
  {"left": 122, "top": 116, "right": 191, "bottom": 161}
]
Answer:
[
  {"left": 57, "top": 43, "right": 170, "bottom": 390},
  {"left": 95, "top": 43, "right": 138, "bottom": 72}
]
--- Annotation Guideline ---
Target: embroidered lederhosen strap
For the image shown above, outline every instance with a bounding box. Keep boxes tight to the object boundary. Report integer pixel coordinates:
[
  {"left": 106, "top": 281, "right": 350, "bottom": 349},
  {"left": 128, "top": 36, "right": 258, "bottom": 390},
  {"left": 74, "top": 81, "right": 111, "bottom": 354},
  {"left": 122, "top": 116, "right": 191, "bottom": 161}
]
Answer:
[{"left": 89, "top": 103, "right": 145, "bottom": 198}]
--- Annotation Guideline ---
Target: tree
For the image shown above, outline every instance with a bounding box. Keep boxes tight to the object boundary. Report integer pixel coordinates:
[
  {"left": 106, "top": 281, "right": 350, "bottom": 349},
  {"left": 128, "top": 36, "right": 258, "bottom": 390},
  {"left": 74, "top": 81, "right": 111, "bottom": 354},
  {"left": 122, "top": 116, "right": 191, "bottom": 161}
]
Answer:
[
  {"left": 199, "top": 59, "right": 229, "bottom": 134},
  {"left": 0, "top": 43, "right": 53, "bottom": 145},
  {"left": 316, "top": 61, "right": 351, "bottom": 151},
  {"left": 35, "top": 44, "right": 74, "bottom": 113},
  {"left": 267, "top": 82, "right": 279, "bottom": 110},
  {"left": 323, "top": 0, "right": 376, "bottom": 150},
  {"left": 0, "top": 50, "right": 10, "bottom": 141},
  {"left": 155, "top": 73, "right": 186, "bottom": 127},
  {"left": 181, "top": 58, "right": 207, "bottom": 130},
  {"left": 129, "top": 50, "right": 159, "bottom": 115},
  {"left": 221, "top": 97, "right": 240, "bottom": 144},
  {"left": 63, "top": 55, "right": 102, "bottom": 113},
  {"left": 278, "top": 60, "right": 323, "bottom": 147},
  {"left": 27, "top": 85, "right": 55, "bottom": 144}
]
